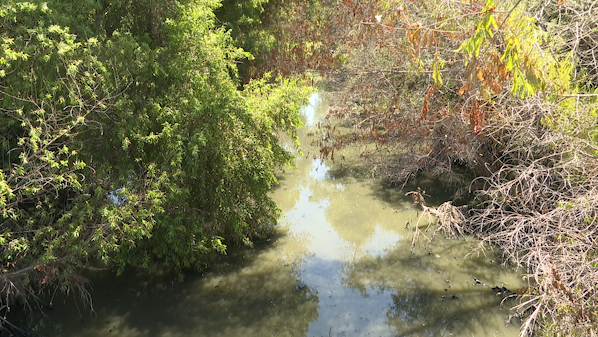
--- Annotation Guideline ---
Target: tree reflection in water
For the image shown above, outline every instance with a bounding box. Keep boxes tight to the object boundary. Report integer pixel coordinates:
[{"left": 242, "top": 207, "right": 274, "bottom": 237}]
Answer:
[
  {"left": 342, "top": 239, "right": 523, "bottom": 337},
  {"left": 14, "top": 239, "right": 321, "bottom": 337}
]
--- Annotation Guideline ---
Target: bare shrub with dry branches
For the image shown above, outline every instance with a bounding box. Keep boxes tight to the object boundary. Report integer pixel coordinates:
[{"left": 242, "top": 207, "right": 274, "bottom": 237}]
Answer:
[
  {"left": 257, "top": 0, "right": 598, "bottom": 334},
  {"left": 313, "top": 0, "right": 517, "bottom": 187},
  {"left": 532, "top": 0, "right": 598, "bottom": 87},
  {"left": 424, "top": 95, "right": 598, "bottom": 336},
  {"left": 301, "top": 0, "right": 598, "bottom": 335}
]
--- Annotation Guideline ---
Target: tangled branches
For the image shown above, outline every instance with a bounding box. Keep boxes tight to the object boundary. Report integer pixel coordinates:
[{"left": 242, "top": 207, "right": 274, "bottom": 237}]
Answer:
[
  {"left": 533, "top": 0, "right": 598, "bottom": 87},
  {"left": 0, "top": 261, "right": 94, "bottom": 335},
  {"left": 427, "top": 98, "right": 598, "bottom": 336},
  {"left": 270, "top": 0, "right": 598, "bottom": 334}
]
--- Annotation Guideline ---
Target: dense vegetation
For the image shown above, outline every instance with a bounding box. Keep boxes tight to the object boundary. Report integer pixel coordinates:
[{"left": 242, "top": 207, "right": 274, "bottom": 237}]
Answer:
[
  {"left": 260, "top": 0, "right": 598, "bottom": 335},
  {"left": 3, "top": 0, "right": 597, "bottom": 335},
  {"left": 0, "top": 0, "right": 310, "bottom": 326}
]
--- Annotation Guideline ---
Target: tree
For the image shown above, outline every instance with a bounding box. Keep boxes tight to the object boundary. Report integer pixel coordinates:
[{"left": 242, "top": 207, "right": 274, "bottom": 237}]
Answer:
[{"left": 0, "top": 0, "right": 311, "bottom": 325}]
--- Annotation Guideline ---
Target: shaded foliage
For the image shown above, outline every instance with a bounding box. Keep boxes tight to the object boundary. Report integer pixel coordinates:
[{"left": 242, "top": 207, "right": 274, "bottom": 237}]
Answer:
[{"left": 0, "top": 0, "right": 311, "bottom": 324}]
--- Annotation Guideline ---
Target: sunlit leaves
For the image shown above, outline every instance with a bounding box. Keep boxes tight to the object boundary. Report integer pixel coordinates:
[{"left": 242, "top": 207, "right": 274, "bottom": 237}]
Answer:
[
  {"left": 432, "top": 55, "right": 444, "bottom": 87},
  {"left": 457, "top": 2, "right": 497, "bottom": 61},
  {"left": 0, "top": 0, "right": 312, "bottom": 318}
]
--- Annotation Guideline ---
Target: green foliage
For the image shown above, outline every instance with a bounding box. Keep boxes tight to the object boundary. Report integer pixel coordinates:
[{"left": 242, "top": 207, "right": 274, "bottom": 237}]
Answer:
[
  {"left": 215, "top": 0, "right": 269, "bottom": 42},
  {"left": 0, "top": 0, "right": 116, "bottom": 273},
  {"left": 0, "top": 0, "right": 311, "bottom": 310},
  {"left": 213, "top": 0, "right": 271, "bottom": 81},
  {"left": 457, "top": 0, "right": 498, "bottom": 61},
  {"left": 456, "top": 0, "right": 553, "bottom": 99}
]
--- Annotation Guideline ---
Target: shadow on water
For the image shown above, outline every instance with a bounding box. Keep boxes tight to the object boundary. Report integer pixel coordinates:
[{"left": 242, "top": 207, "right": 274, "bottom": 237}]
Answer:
[
  {"left": 13, "top": 238, "right": 320, "bottom": 337},
  {"left": 323, "top": 138, "right": 478, "bottom": 209},
  {"left": 328, "top": 167, "right": 475, "bottom": 209},
  {"left": 341, "top": 239, "right": 522, "bottom": 337},
  {"left": 8, "top": 92, "right": 524, "bottom": 337}
]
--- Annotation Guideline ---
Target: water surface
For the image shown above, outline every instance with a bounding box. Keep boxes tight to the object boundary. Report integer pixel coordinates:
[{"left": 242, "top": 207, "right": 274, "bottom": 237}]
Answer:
[{"left": 24, "top": 93, "right": 523, "bottom": 337}]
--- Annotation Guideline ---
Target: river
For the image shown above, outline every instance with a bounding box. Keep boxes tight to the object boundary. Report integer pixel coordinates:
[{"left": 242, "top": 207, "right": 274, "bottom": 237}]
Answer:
[{"left": 22, "top": 93, "right": 523, "bottom": 337}]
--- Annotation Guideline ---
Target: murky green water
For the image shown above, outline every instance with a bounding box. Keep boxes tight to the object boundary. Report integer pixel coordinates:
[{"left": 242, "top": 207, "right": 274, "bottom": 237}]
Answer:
[{"left": 22, "top": 93, "right": 523, "bottom": 337}]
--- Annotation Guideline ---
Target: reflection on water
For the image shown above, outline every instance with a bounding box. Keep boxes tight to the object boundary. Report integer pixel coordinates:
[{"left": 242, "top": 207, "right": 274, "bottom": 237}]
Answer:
[
  {"left": 302, "top": 93, "right": 322, "bottom": 127},
  {"left": 19, "top": 93, "right": 523, "bottom": 337},
  {"left": 271, "top": 94, "right": 523, "bottom": 337}
]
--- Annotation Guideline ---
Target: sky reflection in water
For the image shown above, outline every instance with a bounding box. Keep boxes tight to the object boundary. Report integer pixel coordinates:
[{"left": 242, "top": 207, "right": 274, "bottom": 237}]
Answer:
[
  {"left": 19, "top": 93, "right": 523, "bottom": 337},
  {"left": 273, "top": 93, "right": 523, "bottom": 337}
]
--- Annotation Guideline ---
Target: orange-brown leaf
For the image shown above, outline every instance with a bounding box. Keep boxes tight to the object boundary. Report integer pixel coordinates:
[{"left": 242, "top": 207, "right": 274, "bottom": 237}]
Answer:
[{"left": 477, "top": 70, "right": 484, "bottom": 81}]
